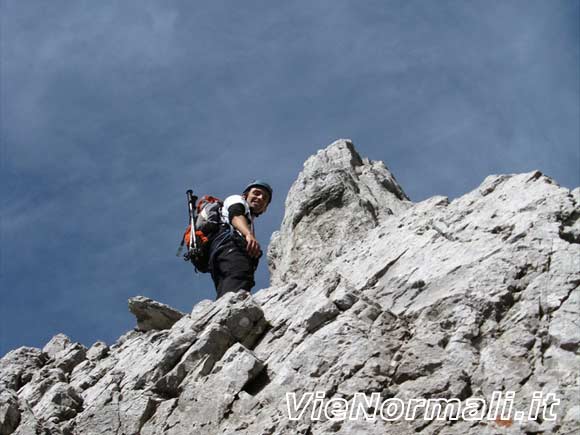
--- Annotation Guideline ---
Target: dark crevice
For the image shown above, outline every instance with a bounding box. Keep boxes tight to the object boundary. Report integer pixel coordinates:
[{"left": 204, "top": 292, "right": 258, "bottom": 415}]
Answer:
[
  {"left": 518, "top": 369, "right": 534, "bottom": 387},
  {"left": 113, "top": 393, "right": 123, "bottom": 435},
  {"left": 269, "top": 321, "right": 289, "bottom": 339},
  {"left": 153, "top": 384, "right": 180, "bottom": 400},
  {"left": 494, "top": 292, "right": 516, "bottom": 324},
  {"left": 221, "top": 396, "right": 235, "bottom": 422},
  {"left": 246, "top": 322, "right": 273, "bottom": 351},
  {"left": 558, "top": 229, "right": 579, "bottom": 244},
  {"left": 526, "top": 171, "right": 543, "bottom": 182},
  {"left": 363, "top": 249, "right": 408, "bottom": 288},
  {"left": 557, "top": 209, "right": 580, "bottom": 244},
  {"left": 150, "top": 377, "right": 180, "bottom": 400},
  {"left": 447, "top": 264, "right": 462, "bottom": 275},
  {"left": 538, "top": 298, "right": 545, "bottom": 320},
  {"left": 326, "top": 420, "right": 343, "bottom": 433},
  {"left": 413, "top": 416, "right": 434, "bottom": 432},
  {"left": 410, "top": 279, "right": 426, "bottom": 289},
  {"left": 431, "top": 222, "right": 456, "bottom": 241},
  {"left": 514, "top": 264, "right": 534, "bottom": 280},
  {"left": 360, "top": 198, "right": 379, "bottom": 226},
  {"left": 380, "top": 175, "right": 409, "bottom": 201},
  {"left": 542, "top": 242, "right": 554, "bottom": 274},
  {"left": 549, "top": 285, "right": 578, "bottom": 315},
  {"left": 324, "top": 192, "right": 346, "bottom": 213},
  {"left": 438, "top": 335, "right": 450, "bottom": 349},
  {"left": 560, "top": 341, "right": 580, "bottom": 353},
  {"left": 539, "top": 327, "right": 551, "bottom": 366},
  {"left": 458, "top": 374, "right": 473, "bottom": 401},
  {"left": 136, "top": 397, "right": 160, "bottom": 433},
  {"left": 242, "top": 366, "right": 271, "bottom": 396},
  {"left": 291, "top": 185, "right": 345, "bottom": 229},
  {"left": 305, "top": 314, "right": 340, "bottom": 336}
]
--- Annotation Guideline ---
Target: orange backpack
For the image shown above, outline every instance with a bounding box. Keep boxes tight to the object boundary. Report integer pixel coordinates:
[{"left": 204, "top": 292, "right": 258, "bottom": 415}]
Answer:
[{"left": 178, "top": 195, "right": 223, "bottom": 273}]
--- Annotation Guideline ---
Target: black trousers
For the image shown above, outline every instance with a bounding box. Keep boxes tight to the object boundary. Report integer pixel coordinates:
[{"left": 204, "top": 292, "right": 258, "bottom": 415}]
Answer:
[{"left": 210, "top": 238, "right": 257, "bottom": 299}]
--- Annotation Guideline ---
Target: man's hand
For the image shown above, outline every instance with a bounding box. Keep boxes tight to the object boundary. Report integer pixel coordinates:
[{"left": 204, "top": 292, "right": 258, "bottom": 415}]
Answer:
[
  {"left": 231, "top": 215, "right": 261, "bottom": 258},
  {"left": 245, "top": 234, "right": 261, "bottom": 258}
]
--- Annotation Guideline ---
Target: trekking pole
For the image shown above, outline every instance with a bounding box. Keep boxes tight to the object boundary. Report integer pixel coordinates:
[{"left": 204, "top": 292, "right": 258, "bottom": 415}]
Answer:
[{"left": 184, "top": 189, "right": 198, "bottom": 261}]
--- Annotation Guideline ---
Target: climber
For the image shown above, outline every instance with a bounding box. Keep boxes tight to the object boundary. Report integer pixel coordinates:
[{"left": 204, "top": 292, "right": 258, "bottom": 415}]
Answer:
[{"left": 208, "top": 180, "right": 273, "bottom": 299}]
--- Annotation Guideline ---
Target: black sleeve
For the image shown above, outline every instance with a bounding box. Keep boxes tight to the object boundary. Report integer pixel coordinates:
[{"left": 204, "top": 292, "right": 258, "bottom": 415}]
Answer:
[{"left": 228, "top": 203, "right": 248, "bottom": 222}]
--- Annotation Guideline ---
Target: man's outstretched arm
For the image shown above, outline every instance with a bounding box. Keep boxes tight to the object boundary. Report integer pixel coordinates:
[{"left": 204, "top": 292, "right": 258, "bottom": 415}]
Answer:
[{"left": 231, "top": 215, "right": 261, "bottom": 258}]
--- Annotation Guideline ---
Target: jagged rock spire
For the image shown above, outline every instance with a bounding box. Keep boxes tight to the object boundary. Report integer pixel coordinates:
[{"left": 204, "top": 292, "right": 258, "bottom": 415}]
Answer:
[{"left": 268, "top": 139, "right": 411, "bottom": 287}]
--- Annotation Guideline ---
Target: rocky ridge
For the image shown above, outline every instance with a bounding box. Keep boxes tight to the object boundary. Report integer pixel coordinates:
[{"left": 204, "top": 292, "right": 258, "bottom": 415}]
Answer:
[{"left": 1, "top": 139, "right": 578, "bottom": 435}]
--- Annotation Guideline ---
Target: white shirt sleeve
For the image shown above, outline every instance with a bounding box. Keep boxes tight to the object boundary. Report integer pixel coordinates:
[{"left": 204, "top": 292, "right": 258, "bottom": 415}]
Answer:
[{"left": 221, "top": 195, "right": 250, "bottom": 224}]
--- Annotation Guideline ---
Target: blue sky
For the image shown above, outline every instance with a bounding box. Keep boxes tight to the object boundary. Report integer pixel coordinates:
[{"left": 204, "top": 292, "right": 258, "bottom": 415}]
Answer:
[{"left": 1, "top": 1, "right": 578, "bottom": 356}]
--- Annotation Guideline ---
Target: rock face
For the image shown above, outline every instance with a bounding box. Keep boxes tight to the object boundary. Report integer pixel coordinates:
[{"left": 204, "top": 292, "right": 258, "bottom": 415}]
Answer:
[
  {"left": 128, "top": 296, "right": 185, "bottom": 332},
  {"left": 1, "top": 139, "right": 578, "bottom": 434},
  {"left": 268, "top": 140, "right": 411, "bottom": 287}
]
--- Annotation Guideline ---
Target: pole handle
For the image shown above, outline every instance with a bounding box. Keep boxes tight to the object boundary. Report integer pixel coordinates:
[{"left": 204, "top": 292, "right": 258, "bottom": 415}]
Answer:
[{"left": 185, "top": 189, "right": 197, "bottom": 252}]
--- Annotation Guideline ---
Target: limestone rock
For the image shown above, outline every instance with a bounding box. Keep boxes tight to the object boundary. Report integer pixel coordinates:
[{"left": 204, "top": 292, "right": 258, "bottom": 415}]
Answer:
[
  {"left": 54, "top": 346, "right": 87, "bottom": 375},
  {"left": 32, "top": 382, "right": 83, "bottom": 423},
  {"left": 154, "top": 291, "right": 267, "bottom": 396},
  {"left": 18, "top": 367, "right": 67, "bottom": 408},
  {"left": 165, "top": 343, "right": 265, "bottom": 434},
  {"left": 41, "top": 334, "right": 88, "bottom": 376},
  {"left": 10, "top": 400, "right": 38, "bottom": 435},
  {"left": 1, "top": 140, "right": 578, "bottom": 435},
  {"left": 268, "top": 139, "right": 411, "bottom": 287},
  {"left": 43, "top": 334, "right": 72, "bottom": 358},
  {"left": 0, "top": 347, "right": 47, "bottom": 390},
  {"left": 86, "top": 341, "right": 109, "bottom": 361},
  {"left": 128, "top": 296, "right": 185, "bottom": 331},
  {"left": 0, "top": 389, "right": 20, "bottom": 435}
]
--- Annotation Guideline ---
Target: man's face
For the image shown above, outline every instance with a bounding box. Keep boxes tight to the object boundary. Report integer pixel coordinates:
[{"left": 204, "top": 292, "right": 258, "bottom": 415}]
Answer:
[{"left": 246, "top": 187, "right": 269, "bottom": 214}]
